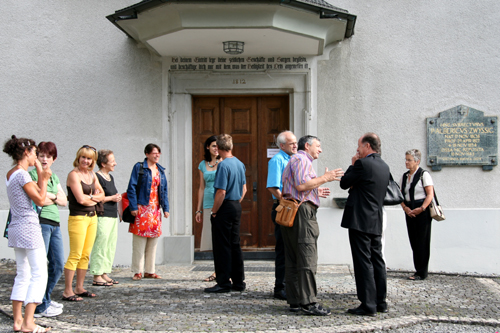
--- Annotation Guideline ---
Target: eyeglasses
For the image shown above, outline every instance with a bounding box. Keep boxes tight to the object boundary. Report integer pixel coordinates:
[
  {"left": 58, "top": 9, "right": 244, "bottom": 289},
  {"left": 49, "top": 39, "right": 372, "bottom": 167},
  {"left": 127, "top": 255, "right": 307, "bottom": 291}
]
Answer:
[{"left": 81, "top": 145, "right": 97, "bottom": 152}]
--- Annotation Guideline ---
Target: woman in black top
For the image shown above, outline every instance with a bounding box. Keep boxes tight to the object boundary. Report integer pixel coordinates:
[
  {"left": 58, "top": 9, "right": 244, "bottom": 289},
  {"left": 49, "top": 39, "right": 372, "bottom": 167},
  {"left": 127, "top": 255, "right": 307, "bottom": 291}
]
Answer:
[{"left": 90, "top": 150, "right": 122, "bottom": 286}]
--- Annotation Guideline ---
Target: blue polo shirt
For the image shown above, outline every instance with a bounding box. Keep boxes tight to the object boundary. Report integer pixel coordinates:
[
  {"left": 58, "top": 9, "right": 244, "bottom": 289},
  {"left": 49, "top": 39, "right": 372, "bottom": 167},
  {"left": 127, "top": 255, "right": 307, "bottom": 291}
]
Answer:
[
  {"left": 266, "top": 149, "right": 291, "bottom": 199},
  {"left": 213, "top": 156, "right": 246, "bottom": 201}
]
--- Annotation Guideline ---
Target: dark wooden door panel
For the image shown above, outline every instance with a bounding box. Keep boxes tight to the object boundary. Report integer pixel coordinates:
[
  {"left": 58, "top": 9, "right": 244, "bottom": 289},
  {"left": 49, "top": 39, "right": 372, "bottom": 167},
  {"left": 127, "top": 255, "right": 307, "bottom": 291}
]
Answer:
[
  {"left": 258, "top": 96, "right": 290, "bottom": 247},
  {"left": 192, "top": 95, "right": 289, "bottom": 250}
]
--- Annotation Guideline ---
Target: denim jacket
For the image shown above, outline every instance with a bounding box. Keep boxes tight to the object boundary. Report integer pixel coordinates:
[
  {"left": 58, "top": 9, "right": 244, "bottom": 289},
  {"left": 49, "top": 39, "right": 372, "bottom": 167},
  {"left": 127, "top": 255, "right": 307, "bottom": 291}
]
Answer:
[{"left": 126, "top": 159, "right": 169, "bottom": 213}]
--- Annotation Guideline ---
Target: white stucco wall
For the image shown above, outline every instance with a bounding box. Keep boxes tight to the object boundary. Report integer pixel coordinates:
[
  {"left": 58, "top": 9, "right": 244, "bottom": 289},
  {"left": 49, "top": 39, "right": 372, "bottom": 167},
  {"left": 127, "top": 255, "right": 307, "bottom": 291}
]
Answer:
[
  {"left": 0, "top": 1, "right": 166, "bottom": 264},
  {"left": 1, "top": 0, "right": 499, "bottom": 274},
  {"left": 316, "top": 0, "right": 500, "bottom": 274}
]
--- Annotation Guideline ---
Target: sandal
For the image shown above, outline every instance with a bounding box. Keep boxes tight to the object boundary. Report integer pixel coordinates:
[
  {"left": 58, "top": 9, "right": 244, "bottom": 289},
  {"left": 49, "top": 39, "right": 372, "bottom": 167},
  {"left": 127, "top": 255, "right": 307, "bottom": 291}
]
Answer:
[
  {"left": 92, "top": 280, "right": 113, "bottom": 287},
  {"left": 76, "top": 291, "right": 97, "bottom": 298},
  {"left": 132, "top": 273, "right": 142, "bottom": 280},
  {"left": 144, "top": 273, "right": 162, "bottom": 279},
  {"left": 203, "top": 273, "right": 216, "bottom": 282},
  {"left": 19, "top": 324, "right": 51, "bottom": 332},
  {"left": 408, "top": 275, "right": 423, "bottom": 280},
  {"left": 61, "top": 294, "right": 83, "bottom": 302}
]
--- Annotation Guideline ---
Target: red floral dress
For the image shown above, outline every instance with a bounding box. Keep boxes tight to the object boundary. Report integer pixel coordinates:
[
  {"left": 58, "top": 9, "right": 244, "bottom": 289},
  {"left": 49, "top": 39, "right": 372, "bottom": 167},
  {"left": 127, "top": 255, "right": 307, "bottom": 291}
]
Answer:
[{"left": 129, "top": 172, "right": 162, "bottom": 238}]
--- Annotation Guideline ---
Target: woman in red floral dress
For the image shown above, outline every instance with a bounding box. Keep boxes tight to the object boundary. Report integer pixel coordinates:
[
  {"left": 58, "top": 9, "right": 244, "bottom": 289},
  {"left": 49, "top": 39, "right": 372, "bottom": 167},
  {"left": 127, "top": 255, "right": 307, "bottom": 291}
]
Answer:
[{"left": 126, "top": 144, "right": 170, "bottom": 280}]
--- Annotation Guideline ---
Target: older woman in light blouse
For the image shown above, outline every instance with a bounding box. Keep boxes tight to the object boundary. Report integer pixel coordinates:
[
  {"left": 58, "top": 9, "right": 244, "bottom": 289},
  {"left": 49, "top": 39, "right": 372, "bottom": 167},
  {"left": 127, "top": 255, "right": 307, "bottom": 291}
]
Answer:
[{"left": 399, "top": 149, "right": 434, "bottom": 281}]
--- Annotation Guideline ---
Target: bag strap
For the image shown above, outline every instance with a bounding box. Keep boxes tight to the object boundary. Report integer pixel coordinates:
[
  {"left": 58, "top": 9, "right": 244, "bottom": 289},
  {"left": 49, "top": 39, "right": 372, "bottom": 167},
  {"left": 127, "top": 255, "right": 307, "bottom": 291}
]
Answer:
[
  {"left": 136, "top": 163, "right": 144, "bottom": 200},
  {"left": 420, "top": 170, "right": 440, "bottom": 206},
  {"left": 282, "top": 190, "right": 312, "bottom": 207}
]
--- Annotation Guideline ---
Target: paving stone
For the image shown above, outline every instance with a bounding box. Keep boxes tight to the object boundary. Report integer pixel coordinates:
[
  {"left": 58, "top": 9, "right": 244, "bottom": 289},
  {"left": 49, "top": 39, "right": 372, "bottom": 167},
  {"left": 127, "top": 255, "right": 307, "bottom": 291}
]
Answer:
[{"left": 0, "top": 261, "right": 499, "bottom": 332}]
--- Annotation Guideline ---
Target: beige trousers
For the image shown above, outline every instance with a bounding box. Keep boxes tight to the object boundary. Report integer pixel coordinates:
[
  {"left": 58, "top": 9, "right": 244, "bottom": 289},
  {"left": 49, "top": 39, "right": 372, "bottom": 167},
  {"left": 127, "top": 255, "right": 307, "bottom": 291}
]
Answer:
[{"left": 131, "top": 234, "right": 158, "bottom": 274}]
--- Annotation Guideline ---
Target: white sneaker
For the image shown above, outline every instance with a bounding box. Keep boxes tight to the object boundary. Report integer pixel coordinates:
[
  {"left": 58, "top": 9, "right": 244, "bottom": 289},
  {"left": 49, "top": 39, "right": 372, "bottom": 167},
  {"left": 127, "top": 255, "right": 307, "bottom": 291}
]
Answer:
[
  {"left": 34, "top": 305, "right": 63, "bottom": 317},
  {"left": 50, "top": 300, "right": 64, "bottom": 309}
]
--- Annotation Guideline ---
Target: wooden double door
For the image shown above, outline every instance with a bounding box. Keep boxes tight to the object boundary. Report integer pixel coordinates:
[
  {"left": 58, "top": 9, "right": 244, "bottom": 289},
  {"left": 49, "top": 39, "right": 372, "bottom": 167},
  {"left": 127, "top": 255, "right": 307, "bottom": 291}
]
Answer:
[{"left": 192, "top": 95, "right": 289, "bottom": 250}]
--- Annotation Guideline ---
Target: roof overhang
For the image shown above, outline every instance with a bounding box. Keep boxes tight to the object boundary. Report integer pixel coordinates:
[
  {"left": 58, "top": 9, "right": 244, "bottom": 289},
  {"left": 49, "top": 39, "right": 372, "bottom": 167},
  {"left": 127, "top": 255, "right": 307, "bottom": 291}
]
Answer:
[{"left": 106, "top": 0, "right": 356, "bottom": 57}]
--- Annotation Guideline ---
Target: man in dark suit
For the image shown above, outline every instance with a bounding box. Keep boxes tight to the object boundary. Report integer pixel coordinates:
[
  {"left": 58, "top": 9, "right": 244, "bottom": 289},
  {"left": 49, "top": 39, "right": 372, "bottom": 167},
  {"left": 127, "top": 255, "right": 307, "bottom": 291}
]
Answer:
[{"left": 340, "top": 133, "right": 390, "bottom": 316}]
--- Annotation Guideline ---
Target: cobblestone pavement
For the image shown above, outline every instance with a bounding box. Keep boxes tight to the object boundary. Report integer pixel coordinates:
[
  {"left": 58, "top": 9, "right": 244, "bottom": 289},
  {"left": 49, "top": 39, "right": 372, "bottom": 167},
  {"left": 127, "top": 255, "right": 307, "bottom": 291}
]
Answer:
[{"left": 0, "top": 260, "right": 499, "bottom": 332}]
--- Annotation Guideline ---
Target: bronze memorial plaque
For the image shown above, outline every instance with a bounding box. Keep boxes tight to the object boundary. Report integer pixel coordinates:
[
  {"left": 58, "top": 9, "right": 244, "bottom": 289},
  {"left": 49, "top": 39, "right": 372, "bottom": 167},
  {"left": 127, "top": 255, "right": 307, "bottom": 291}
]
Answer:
[{"left": 427, "top": 105, "right": 498, "bottom": 171}]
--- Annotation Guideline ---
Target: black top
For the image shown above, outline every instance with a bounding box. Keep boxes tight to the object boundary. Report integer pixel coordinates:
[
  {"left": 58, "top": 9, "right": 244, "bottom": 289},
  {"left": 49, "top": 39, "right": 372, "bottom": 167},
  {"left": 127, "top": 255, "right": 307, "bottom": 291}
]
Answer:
[
  {"left": 67, "top": 180, "right": 96, "bottom": 216},
  {"left": 96, "top": 173, "right": 118, "bottom": 218}
]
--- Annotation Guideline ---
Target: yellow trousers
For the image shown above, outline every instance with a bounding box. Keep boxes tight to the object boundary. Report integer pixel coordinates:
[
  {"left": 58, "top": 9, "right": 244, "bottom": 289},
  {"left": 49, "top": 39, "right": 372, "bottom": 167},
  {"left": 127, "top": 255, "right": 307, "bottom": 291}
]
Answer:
[{"left": 64, "top": 215, "right": 97, "bottom": 271}]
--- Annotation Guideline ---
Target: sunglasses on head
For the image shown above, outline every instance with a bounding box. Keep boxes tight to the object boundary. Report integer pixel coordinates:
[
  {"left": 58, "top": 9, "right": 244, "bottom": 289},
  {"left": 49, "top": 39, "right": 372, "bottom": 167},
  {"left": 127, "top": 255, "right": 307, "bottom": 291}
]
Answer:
[{"left": 81, "top": 145, "right": 97, "bottom": 152}]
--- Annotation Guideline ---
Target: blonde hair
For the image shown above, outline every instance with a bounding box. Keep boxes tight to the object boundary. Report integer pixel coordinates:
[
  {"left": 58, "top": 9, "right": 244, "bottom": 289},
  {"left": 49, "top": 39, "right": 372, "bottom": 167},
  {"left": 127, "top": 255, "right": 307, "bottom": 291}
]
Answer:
[{"left": 73, "top": 146, "right": 97, "bottom": 170}]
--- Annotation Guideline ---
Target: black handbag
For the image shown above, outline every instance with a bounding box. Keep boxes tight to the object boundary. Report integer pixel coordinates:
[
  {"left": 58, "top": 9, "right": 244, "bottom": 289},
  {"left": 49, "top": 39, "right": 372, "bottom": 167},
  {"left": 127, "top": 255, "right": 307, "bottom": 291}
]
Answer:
[{"left": 384, "top": 173, "right": 404, "bottom": 205}]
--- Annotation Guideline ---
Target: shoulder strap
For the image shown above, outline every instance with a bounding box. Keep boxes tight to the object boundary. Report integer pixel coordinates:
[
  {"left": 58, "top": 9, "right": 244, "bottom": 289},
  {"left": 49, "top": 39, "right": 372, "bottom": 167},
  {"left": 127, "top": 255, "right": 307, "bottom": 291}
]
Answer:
[
  {"left": 135, "top": 162, "right": 144, "bottom": 199},
  {"left": 421, "top": 169, "right": 440, "bottom": 205}
]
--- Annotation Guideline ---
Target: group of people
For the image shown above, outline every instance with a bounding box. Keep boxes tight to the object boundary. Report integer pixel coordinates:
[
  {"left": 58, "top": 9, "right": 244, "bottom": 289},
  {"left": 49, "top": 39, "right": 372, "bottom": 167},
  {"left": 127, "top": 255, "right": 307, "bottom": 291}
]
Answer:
[
  {"left": 3, "top": 136, "right": 169, "bottom": 333},
  {"left": 3, "top": 131, "right": 435, "bottom": 332},
  {"left": 263, "top": 131, "right": 435, "bottom": 316},
  {"left": 192, "top": 131, "right": 434, "bottom": 316}
]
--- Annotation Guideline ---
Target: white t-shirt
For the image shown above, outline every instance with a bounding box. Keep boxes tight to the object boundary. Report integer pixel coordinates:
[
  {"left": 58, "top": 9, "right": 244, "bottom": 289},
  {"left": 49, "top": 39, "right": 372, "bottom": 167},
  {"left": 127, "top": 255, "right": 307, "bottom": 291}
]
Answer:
[{"left": 399, "top": 168, "right": 434, "bottom": 202}]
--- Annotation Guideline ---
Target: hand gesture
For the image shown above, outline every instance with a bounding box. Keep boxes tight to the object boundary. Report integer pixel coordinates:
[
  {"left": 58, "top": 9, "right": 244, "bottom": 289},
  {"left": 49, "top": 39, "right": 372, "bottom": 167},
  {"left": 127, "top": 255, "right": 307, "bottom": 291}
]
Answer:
[
  {"left": 351, "top": 152, "right": 360, "bottom": 165},
  {"left": 323, "top": 167, "right": 344, "bottom": 182},
  {"left": 35, "top": 159, "right": 52, "bottom": 182},
  {"left": 318, "top": 187, "right": 331, "bottom": 198}
]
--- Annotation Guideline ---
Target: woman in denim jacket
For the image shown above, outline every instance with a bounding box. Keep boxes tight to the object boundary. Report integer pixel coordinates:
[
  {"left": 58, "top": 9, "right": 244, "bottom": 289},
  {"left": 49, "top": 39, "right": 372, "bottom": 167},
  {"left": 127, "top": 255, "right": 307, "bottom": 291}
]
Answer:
[{"left": 126, "top": 143, "right": 169, "bottom": 280}]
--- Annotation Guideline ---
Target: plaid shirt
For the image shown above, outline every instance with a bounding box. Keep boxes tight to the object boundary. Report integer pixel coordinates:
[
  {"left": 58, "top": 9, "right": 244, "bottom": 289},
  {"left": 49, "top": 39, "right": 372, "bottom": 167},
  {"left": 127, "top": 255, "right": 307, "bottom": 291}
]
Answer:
[{"left": 281, "top": 150, "right": 320, "bottom": 207}]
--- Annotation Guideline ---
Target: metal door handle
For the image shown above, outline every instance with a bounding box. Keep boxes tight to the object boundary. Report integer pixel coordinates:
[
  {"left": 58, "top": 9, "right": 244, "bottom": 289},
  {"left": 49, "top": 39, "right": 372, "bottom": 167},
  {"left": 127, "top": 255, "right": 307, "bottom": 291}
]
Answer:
[{"left": 253, "top": 181, "right": 257, "bottom": 202}]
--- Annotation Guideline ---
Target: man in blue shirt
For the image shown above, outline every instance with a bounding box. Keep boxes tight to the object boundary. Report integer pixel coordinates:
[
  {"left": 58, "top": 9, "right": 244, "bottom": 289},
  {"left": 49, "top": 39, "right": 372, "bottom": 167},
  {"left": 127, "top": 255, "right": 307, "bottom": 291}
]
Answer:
[
  {"left": 266, "top": 131, "right": 297, "bottom": 301},
  {"left": 205, "top": 134, "right": 247, "bottom": 293}
]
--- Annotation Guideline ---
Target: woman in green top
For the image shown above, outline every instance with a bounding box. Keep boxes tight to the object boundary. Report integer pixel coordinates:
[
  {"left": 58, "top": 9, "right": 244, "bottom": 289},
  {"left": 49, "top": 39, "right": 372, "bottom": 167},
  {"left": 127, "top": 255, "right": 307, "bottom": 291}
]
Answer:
[
  {"left": 29, "top": 142, "right": 67, "bottom": 317},
  {"left": 195, "top": 136, "right": 220, "bottom": 282}
]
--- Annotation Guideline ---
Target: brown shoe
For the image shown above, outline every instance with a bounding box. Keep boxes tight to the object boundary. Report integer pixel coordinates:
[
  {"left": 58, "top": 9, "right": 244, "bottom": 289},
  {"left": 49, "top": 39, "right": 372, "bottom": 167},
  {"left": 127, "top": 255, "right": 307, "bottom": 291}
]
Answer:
[{"left": 144, "top": 273, "right": 161, "bottom": 279}]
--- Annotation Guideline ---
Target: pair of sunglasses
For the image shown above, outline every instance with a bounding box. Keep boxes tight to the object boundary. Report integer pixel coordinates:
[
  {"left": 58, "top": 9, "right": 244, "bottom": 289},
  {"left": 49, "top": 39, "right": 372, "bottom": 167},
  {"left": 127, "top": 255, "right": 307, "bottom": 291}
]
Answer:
[{"left": 81, "top": 145, "right": 97, "bottom": 152}]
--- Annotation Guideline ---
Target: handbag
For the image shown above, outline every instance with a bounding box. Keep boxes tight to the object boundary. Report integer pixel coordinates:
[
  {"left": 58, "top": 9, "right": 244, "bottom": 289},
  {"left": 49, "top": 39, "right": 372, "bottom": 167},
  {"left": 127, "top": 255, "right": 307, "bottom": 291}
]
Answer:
[
  {"left": 120, "top": 163, "right": 144, "bottom": 223},
  {"left": 384, "top": 173, "right": 404, "bottom": 205},
  {"left": 420, "top": 171, "right": 445, "bottom": 221},
  {"left": 121, "top": 193, "right": 135, "bottom": 223},
  {"left": 3, "top": 210, "right": 11, "bottom": 239},
  {"left": 275, "top": 196, "right": 305, "bottom": 227},
  {"left": 429, "top": 190, "right": 445, "bottom": 221}
]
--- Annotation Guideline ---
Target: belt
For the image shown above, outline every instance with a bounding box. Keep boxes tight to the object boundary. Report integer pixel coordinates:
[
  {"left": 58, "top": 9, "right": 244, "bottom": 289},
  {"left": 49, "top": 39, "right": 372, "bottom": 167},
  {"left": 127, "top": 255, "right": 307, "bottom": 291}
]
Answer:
[
  {"left": 305, "top": 201, "right": 318, "bottom": 209},
  {"left": 86, "top": 211, "right": 96, "bottom": 217}
]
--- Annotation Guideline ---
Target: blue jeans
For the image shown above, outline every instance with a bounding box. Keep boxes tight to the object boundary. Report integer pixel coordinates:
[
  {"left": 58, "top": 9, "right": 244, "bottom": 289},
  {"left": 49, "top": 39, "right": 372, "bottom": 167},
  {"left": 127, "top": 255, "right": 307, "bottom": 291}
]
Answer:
[{"left": 35, "top": 224, "right": 65, "bottom": 313}]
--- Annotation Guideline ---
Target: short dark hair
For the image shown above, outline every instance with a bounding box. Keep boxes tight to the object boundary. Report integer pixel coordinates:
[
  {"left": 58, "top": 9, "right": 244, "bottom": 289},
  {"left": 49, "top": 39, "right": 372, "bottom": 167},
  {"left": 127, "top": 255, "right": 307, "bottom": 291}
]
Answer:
[
  {"left": 97, "top": 149, "right": 114, "bottom": 169},
  {"left": 361, "top": 132, "right": 381, "bottom": 154},
  {"left": 38, "top": 141, "right": 57, "bottom": 160},
  {"left": 3, "top": 135, "right": 36, "bottom": 163},
  {"left": 203, "top": 135, "right": 220, "bottom": 162},
  {"left": 298, "top": 135, "right": 319, "bottom": 151},
  {"left": 144, "top": 143, "right": 161, "bottom": 155}
]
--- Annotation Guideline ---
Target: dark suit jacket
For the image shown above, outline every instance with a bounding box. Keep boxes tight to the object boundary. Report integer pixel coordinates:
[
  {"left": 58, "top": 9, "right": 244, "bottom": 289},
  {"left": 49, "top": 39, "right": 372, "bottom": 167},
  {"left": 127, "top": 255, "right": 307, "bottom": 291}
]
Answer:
[{"left": 340, "top": 153, "right": 390, "bottom": 235}]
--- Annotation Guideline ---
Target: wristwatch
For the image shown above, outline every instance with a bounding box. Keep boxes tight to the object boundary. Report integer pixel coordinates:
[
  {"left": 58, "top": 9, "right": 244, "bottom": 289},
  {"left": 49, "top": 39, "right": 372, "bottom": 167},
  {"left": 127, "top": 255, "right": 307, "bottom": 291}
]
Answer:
[{"left": 90, "top": 194, "right": 93, "bottom": 200}]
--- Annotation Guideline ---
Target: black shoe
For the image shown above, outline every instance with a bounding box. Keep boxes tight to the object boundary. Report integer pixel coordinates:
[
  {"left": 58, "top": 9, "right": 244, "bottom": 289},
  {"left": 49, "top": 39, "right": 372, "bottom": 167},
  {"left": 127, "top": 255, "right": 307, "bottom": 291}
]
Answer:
[
  {"left": 347, "top": 306, "right": 376, "bottom": 317},
  {"left": 273, "top": 289, "right": 287, "bottom": 300},
  {"left": 231, "top": 282, "right": 246, "bottom": 292},
  {"left": 301, "top": 303, "right": 331, "bottom": 316},
  {"left": 204, "top": 284, "right": 230, "bottom": 293},
  {"left": 376, "top": 305, "right": 388, "bottom": 313},
  {"left": 289, "top": 304, "right": 301, "bottom": 312}
]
